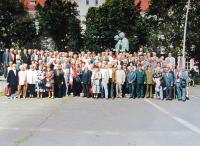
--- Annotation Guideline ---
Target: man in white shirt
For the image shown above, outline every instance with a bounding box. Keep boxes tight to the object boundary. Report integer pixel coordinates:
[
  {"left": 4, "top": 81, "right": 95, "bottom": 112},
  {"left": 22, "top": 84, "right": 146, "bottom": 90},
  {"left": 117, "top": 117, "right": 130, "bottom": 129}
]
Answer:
[
  {"left": 115, "top": 65, "right": 126, "bottom": 98},
  {"left": 166, "top": 53, "right": 176, "bottom": 66},
  {"left": 100, "top": 63, "right": 109, "bottom": 99}
]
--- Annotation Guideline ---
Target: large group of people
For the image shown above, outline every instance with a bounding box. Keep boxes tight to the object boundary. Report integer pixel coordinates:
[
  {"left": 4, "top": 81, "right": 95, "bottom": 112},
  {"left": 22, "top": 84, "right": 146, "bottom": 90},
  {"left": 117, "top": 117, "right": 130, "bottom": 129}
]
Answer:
[{"left": 1, "top": 48, "right": 190, "bottom": 102}]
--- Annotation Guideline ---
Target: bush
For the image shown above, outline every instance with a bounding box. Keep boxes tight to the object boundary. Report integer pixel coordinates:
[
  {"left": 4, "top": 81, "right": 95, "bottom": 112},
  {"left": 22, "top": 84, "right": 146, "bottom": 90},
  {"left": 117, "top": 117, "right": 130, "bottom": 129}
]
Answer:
[{"left": 192, "top": 75, "right": 200, "bottom": 85}]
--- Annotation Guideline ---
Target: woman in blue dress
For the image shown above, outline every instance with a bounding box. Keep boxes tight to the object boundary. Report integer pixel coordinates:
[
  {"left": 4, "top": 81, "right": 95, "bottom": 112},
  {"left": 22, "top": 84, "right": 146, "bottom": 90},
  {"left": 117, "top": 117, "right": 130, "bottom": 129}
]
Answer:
[{"left": 36, "top": 66, "right": 46, "bottom": 98}]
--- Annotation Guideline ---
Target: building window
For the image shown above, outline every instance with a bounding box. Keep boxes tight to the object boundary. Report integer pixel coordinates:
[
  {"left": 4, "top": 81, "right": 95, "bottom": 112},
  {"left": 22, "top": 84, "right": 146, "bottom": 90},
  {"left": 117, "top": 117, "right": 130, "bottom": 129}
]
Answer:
[
  {"left": 95, "top": 0, "right": 99, "bottom": 5},
  {"left": 86, "top": 0, "right": 89, "bottom": 5},
  {"left": 186, "top": 58, "right": 190, "bottom": 70},
  {"left": 29, "top": 0, "right": 36, "bottom": 5}
]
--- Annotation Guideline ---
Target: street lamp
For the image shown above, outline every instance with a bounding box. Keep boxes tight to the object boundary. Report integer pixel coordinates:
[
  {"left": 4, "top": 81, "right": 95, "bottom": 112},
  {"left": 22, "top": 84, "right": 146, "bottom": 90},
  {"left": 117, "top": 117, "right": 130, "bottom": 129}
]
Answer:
[
  {"left": 182, "top": 0, "right": 191, "bottom": 69},
  {"left": 35, "top": 19, "right": 39, "bottom": 35}
]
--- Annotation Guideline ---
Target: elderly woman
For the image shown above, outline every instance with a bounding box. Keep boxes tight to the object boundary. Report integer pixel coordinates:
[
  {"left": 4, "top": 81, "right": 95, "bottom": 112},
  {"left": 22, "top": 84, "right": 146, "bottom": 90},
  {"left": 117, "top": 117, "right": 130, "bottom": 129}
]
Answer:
[
  {"left": 71, "top": 63, "right": 81, "bottom": 97},
  {"left": 91, "top": 66, "right": 102, "bottom": 99},
  {"left": 18, "top": 65, "right": 27, "bottom": 98},
  {"left": 54, "top": 64, "right": 65, "bottom": 98},
  {"left": 46, "top": 65, "right": 55, "bottom": 98},
  {"left": 7, "top": 64, "right": 18, "bottom": 99},
  {"left": 36, "top": 66, "right": 46, "bottom": 98}
]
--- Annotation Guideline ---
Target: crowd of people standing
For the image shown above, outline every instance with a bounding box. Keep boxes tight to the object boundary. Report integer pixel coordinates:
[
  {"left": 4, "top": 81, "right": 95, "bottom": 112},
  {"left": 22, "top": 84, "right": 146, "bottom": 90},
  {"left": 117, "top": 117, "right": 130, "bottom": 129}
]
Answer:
[{"left": 1, "top": 48, "right": 190, "bottom": 102}]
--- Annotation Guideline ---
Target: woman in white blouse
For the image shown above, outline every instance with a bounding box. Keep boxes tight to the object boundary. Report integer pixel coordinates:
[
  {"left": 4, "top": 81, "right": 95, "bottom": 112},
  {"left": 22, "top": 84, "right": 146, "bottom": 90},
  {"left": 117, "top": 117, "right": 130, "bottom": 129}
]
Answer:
[
  {"left": 18, "top": 65, "right": 27, "bottom": 98},
  {"left": 27, "top": 65, "right": 37, "bottom": 98}
]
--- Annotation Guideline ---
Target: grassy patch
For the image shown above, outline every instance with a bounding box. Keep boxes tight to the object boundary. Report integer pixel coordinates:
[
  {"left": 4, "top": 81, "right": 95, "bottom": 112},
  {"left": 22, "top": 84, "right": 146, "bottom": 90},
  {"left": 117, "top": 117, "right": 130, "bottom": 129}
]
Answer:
[
  {"left": 15, "top": 133, "right": 32, "bottom": 146},
  {"left": 0, "top": 92, "right": 3, "bottom": 96},
  {"left": 194, "top": 85, "right": 200, "bottom": 88}
]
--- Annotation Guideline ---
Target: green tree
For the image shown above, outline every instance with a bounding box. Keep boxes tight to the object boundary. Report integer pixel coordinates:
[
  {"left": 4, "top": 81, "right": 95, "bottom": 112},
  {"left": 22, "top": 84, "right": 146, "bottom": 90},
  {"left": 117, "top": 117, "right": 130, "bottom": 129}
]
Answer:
[
  {"left": 147, "top": 0, "right": 200, "bottom": 68},
  {"left": 37, "top": 0, "right": 82, "bottom": 51},
  {"left": 0, "top": 0, "right": 36, "bottom": 49},
  {"left": 186, "top": 1, "right": 200, "bottom": 70},
  {"left": 84, "top": 0, "right": 145, "bottom": 52},
  {"left": 147, "top": 0, "right": 187, "bottom": 54}
]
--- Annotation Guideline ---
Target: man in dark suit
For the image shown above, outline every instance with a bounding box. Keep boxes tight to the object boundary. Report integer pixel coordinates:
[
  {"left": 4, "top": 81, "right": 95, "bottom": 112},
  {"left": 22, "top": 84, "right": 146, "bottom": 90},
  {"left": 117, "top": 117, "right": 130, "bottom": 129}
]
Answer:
[
  {"left": 21, "top": 49, "right": 28, "bottom": 64},
  {"left": 27, "top": 49, "right": 32, "bottom": 65},
  {"left": 81, "top": 66, "right": 92, "bottom": 98},
  {"left": 136, "top": 64, "right": 146, "bottom": 98},
  {"left": 163, "top": 66, "right": 174, "bottom": 100}
]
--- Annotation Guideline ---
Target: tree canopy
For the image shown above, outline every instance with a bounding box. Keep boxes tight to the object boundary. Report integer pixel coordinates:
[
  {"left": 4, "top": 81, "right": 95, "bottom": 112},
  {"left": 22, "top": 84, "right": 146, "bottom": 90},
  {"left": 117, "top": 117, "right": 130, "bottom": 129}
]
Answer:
[
  {"left": 84, "top": 0, "right": 148, "bottom": 52},
  {"left": 37, "top": 0, "right": 83, "bottom": 51},
  {"left": 0, "top": 0, "right": 36, "bottom": 49}
]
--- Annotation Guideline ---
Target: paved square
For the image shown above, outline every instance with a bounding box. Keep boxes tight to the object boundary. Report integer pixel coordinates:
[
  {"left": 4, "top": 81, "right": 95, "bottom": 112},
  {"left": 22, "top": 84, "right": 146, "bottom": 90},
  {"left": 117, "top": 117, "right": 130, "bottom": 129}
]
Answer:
[{"left": 0, "top": 88, "right": 200, "bottom": 146}]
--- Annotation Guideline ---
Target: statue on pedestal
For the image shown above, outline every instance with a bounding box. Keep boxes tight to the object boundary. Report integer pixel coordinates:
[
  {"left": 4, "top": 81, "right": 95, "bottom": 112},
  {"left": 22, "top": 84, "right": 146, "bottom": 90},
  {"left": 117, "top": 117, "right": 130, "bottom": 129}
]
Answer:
[{"left": 114, "top": 31, "right": 129, "bottom": 55}]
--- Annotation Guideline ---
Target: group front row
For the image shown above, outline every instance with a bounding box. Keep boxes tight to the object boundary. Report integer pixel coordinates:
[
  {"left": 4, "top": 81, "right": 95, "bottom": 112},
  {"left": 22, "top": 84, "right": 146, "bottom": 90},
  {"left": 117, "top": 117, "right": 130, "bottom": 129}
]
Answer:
[{"left": 5, "top": 62, "right": 190, "bottom": 102}]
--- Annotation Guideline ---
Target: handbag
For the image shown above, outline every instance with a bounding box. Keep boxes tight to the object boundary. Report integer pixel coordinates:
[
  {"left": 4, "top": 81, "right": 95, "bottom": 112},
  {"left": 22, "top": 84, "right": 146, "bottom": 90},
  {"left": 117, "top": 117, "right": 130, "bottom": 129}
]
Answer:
[
  {"left": 46, "top": 81, "right": 52, "bottom": 88},
  {"left": 89, "top": 87, "right": 93, "bottom": 96},
  {"left": 4, "top": 86, "right": 11, "bottom": 97}
]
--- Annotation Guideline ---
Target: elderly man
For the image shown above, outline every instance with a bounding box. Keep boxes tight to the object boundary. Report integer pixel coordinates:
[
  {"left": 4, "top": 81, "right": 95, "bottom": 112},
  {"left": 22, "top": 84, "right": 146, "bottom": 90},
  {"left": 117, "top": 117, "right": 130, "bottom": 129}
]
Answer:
[
  {"left": 108, "top": 63, "right": 116, "bottom": 99},
  {"left": 163, "top": 66, "right": 174, "bottom": 100},
  {"left": 145, "top": 65, "right": 154, "bottom": 98},
  {"left": 166, "top": 53, "right": 176, "bottom": 66},
  {"left": 127, "top": 66, "right": 136, "bottom": 98},
  {"left": 136, "top": 64, "right": 146, "bottom": 98},
  {"left": 180, "top": 68, "right": 189, "bottom": 102},
  {"left": 81, "top": 65, "right": 92, "bottom": 98},
  {"left": 100, "top": 63, "right": 109, "bottom": 99},
  {"left": 174, "top": 67, "right": 182, "bottom": 100},
  {"left": 115, "top": 65, "right": 126, "bottom": 98}
]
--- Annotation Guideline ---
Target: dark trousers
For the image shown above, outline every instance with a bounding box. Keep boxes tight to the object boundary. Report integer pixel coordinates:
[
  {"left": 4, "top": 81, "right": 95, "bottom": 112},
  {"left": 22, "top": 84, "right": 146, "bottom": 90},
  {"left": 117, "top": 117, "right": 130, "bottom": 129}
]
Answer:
[
  {"left": 57, "top": 84, "right": 63, "bottom": 98},
  {"left": 128, "top": 83, "right": 135, "bottom": 98},
  {"left": 122, "top": 82, "right": 128, "bottom": 97},
  {"left": 83, "top": 83, "right": 90, "bottom": 97},
  {"left": 136, "top": 83, "right": 144, "bottom": 98},
  {"left": 108, "top": 78, "right": 115, "bottom": 98},
  {"left": 28, "top": 84, "right": 35, "bottom": 96},
  {"left": 73, "top": 77, "right": 81, "bottom": 96}
]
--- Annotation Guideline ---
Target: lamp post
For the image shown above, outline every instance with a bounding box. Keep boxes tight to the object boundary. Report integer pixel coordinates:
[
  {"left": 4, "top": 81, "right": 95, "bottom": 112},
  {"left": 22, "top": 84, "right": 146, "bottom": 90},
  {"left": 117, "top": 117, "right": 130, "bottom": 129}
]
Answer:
[
  {"left": 182, "top": 0, "right": 191, "bottom": 69},
  {"left": 35, "top": 19, "right": 39, "bottom": 35}
]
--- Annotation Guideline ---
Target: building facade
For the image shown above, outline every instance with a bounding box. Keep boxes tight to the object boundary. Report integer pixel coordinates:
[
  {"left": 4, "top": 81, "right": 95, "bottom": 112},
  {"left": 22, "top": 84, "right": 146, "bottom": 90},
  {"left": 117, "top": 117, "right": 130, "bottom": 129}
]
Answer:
[
  {"left": 22, "top": 0, "right": 150, "bottom": 18},
  {"left": 22, "top": 0, "right": 45, "bottom": 13},
  {"left": 75, "top": 0, "right": 105, "bottom": 22}
]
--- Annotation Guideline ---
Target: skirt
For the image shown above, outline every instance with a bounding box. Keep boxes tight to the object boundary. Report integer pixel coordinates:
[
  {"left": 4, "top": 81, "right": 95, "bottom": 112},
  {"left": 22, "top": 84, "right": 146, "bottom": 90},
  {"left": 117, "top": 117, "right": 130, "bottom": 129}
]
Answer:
[
  {"left": 36, "top": 81, "right": 45, "bottom": 92},
  {"left": 28, "top": 84, "right": 35, "bottom": 95},
  {"left": 92, "top": 85, "right": 100, "bottom": 94}
]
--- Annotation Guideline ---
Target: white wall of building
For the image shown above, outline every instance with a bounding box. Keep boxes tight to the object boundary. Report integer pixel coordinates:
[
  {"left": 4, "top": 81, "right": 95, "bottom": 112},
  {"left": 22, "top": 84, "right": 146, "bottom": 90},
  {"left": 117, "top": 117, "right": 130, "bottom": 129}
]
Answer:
[{"left": 74, "top": 0, "right": 105, "bottom": 28}]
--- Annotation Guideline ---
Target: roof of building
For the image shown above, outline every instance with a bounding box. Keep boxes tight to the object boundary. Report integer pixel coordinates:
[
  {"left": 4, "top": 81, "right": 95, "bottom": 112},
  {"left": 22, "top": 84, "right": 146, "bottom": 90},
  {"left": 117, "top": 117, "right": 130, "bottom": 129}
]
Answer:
[
  {"left": 22, "top": 0, "right": 150, "bottom": 12},
  {"left": 134, "top": 0, "right": 151, "bottom": 12}
]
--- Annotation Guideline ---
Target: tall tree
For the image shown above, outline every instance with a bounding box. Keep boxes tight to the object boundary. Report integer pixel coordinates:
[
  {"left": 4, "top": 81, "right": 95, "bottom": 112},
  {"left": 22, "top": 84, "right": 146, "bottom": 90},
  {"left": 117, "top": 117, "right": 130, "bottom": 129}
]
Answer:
[
  {"left": 84, "top": 0, "right": 145, "bottom": 52},
  {"left": 186, "top": 1, "right": 200, "bottom": 69},
  {"left": 147, "top": 0, "right": 200, "bottom": 68},
  {"left": 147, "top": 0, "right": 187, "bottom": 54},
  {"left": 0, "top": 0, "right": 36, "bottom": 48},
  {"left": 37, "top": 0, "right": 82, "bottom": 51}
]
